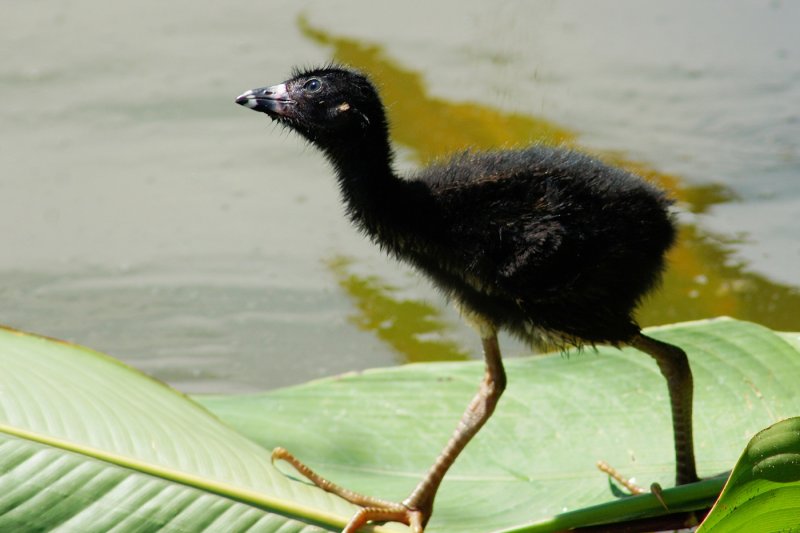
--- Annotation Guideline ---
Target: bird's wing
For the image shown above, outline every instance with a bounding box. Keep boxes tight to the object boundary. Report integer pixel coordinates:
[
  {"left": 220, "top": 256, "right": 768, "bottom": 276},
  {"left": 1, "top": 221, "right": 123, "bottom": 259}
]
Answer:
[{"left": 430, "top": 175, "right": 571, "bottom": 289}]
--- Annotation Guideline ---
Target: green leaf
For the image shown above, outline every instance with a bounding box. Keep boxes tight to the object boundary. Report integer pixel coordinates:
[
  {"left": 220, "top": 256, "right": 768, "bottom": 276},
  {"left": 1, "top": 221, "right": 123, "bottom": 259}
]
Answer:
[
  {"left": 197, "top": 318, "right": 800, "bottom": 532},
  {"left": 696, "top": 416, "right": 800, "bottom": 532},
  {"left": 3, "top": 318, "right": 800, "bottom": 532},
  {"left": 0, "top": 326, "right": 397, "bottom": 532}
]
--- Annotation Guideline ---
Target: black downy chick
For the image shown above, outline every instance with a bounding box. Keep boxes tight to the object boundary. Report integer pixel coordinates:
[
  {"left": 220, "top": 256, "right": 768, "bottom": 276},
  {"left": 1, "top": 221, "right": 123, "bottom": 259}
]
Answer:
[{"left": 236, "top": 66, "right": 698, "bottom": 532}]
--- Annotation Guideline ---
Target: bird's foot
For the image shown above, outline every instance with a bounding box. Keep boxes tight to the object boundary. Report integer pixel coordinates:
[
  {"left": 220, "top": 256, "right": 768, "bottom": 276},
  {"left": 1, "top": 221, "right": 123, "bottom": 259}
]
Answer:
[
  {"left": 272, "top": 447, "right": 428, "bottom": 532},
  {"left": 596, "top": 460, "right": 668, "bottom": 509},
  {"left": 596, "top": 460, "right": 647, "bottom": 495}
]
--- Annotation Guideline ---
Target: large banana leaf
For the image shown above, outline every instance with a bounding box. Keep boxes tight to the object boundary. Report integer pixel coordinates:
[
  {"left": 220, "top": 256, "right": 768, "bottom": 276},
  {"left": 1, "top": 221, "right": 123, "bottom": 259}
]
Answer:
[
  {"left": 0, "top": 326, "right": 385, "bottom": 532},
  {"left": 198, "top": 318, "right": 800, "bottom": 532},
  {"left": 2, "top": 318, "right": 800, "bottom": 532}
]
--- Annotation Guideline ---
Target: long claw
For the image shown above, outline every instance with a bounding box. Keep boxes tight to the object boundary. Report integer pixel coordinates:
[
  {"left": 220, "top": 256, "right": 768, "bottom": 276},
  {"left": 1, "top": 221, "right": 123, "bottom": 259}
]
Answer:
[
  {"left": 596, "top": 460, "right": 646, "bottom": 495},
  {"left": 597, "top": 461, "right": 669, "bottom": 510}
]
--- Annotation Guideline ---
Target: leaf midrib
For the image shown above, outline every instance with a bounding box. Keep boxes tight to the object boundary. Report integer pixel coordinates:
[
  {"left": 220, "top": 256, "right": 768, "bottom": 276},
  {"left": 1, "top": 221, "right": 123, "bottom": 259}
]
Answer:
[{"left": 0, "top": 422, "right": 397, "bottom": 533}]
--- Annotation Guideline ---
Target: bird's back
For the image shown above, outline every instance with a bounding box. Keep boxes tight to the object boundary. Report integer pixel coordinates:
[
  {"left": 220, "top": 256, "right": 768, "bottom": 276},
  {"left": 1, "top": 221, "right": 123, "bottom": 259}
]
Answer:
[{"left": 407, "top": 145, "right": 677, "bottom": 347}]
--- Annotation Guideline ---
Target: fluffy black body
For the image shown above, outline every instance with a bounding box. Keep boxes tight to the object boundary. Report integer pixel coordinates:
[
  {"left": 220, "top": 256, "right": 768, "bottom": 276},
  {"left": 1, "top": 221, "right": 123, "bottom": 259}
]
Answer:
[
  {"left": 238, "top": 66, "right": 676, "bottom": 348},
  {"left": 402, "top": 148, "right": 675, "bottom": 346}
]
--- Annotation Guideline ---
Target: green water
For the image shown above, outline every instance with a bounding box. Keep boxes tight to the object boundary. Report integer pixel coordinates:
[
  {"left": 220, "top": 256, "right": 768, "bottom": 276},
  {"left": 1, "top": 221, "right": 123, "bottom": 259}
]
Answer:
[{"left": 1, "top": 1, "right": 798, "bottom": 392}]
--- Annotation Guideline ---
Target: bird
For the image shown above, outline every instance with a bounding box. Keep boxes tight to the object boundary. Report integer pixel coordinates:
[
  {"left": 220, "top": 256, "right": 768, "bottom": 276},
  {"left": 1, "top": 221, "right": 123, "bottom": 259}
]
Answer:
[{"left": 236, "top": 65, "right": 698, "bottom": 532}]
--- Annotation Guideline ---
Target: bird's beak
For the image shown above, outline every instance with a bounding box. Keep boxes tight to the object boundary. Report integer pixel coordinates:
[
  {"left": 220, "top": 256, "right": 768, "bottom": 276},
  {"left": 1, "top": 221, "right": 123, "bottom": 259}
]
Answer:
[{"left": 235, "top": 83, "right": 294, "bottom": 116}]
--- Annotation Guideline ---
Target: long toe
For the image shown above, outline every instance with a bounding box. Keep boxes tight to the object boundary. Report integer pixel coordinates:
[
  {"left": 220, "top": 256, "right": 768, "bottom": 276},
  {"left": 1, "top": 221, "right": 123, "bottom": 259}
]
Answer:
[
  {"left": 272, "top": 447, "right": 429, "bottom": 531},
  {"left": 343, "top": 505, "right": 425, "bottom": 533}
]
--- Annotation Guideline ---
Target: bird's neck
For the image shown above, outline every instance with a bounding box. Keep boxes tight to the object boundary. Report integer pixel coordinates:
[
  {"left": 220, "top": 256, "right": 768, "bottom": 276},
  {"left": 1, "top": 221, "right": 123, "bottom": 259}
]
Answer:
[{"left": 323, "top": 134, "right": 434, "bottom": 247}]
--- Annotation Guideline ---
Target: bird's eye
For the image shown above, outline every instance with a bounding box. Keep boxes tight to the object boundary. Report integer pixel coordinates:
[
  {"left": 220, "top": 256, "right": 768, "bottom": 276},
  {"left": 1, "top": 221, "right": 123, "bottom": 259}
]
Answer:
[{"left": 304, "top": 78, "right": 322, "bottom": 92}]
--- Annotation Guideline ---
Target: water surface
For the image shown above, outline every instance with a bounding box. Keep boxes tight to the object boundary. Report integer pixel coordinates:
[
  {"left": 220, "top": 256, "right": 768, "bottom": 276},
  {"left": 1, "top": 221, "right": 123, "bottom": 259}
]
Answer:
[{"left": 1, "top": 0, "right": 798, "bottom": 393}]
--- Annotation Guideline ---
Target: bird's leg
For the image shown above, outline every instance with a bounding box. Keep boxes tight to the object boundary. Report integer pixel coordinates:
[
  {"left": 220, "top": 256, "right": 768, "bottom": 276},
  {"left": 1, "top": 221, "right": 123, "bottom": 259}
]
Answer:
[
  {"left": 629, "top": 333, "right": 698, "bottom": 485},
  {"left": 402, "top": 332, "right": 506, "bottom": 517},
  {"left": 271, "top": 332, "right": 506, "bottom": 532}
]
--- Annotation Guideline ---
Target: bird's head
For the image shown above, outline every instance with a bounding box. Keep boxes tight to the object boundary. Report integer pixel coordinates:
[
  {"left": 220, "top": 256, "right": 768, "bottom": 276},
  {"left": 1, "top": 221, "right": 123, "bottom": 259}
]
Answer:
[{"left": 236, "top": 65, "right": 386, "bottom": 151}]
